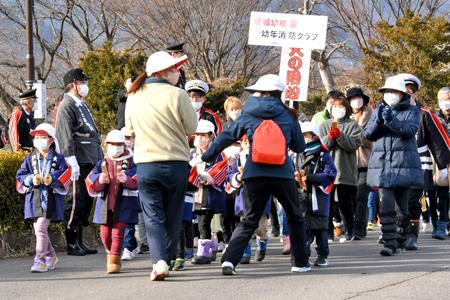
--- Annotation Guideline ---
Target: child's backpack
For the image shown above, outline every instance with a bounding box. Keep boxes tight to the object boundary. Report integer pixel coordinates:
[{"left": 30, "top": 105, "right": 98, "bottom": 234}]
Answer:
[{"left": 252, "top": 119, "right": 286, "bottom": 165}]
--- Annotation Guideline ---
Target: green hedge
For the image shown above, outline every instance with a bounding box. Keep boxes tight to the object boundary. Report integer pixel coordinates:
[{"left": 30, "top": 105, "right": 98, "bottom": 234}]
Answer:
[{"left": 0, "top": 150, "right": 28, "bottom": 233}]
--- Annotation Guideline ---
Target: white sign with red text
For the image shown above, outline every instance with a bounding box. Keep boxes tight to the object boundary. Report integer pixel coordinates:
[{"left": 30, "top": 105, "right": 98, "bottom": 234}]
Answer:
[
  {"left": 279, "top": 46, "right": 312, "bottom": 103},
  {"left": 248, "top": 12, "right": 328, "bottom": 49}
]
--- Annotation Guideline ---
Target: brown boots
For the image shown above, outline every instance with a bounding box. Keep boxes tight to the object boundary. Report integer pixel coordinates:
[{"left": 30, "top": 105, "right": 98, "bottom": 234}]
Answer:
[{"left": 106, "top": 254, "right": 121, "bottom": 274}]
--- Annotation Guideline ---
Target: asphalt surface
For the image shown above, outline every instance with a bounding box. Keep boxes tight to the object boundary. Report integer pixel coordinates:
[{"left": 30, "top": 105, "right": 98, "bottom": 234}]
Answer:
[{"left": 1, "top": 226, "right": 449, "bottom": 300}]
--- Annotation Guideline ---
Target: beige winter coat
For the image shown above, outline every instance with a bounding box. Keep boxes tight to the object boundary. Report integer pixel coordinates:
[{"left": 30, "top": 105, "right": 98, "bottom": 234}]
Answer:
[{"left": 351, "top": 105, "right": 373, "bottom": 169}]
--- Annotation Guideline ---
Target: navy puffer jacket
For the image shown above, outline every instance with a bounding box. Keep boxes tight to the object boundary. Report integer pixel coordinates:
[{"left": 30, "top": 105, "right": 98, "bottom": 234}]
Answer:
[{"left": 364, "top": 99, "right": 423, "bottom": 188}]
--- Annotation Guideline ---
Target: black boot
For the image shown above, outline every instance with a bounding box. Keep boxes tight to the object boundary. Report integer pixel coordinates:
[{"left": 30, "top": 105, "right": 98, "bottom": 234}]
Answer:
[
  {"left": 353, "top": 222, "right": 367, "bottom": 240},
  {"left": 77, "top": 226, "right": 98, "bottom": 254},
  {"left": 405, "top": 221, "right": 420, "bottom": 250},
  {"left": 66, "top": 228, "right": 86, "bottom": 256}
]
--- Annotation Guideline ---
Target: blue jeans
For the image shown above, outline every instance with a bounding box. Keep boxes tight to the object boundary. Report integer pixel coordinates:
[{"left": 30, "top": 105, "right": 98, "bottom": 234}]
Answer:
[
  {"left": 367, "top": 189, "right": 378, "bottom": 223},
  {"left": 123, "top": 224, "right": 137, "bottom": 251},
  {"left": 306, "top": 230, "right": 329, "bottom": 257},
  {"left": 137, "top": 162, "right": 189, "bottom": 265},
  {"left": 277, "top": 203, "right": 289, "bottom": 235}
]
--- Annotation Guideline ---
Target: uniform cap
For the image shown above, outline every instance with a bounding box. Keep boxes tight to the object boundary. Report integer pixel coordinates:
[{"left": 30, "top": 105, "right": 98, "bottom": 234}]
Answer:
[
  {"left": 105, "top": 130, "right": 126, "bottom": 144},
  {"left": 396, "top": 73, "right": 421, "bottom": 90},
  {"left": 244, "top": 74, "right": 285, "bottom": 93},
  {"left": 378, "top": 76, "right": 406, "bottom": 93},
  {"left": 166, "top": 42, "right": 186, "bottom": 53},
  {"left": 19, "top": 89, "right": 37, "bottom": 100},
  {"left": 146, "top": 51, "right": 187, "bottom": 76},
  {"left": 63, "top": 68, "right": 91, "bottom": 87},
  {"left": 195, "top": 120, "right": 215, "bottom": 135},
  {"left": 185, "top": 80, "right": 209, "bottom": 94}
]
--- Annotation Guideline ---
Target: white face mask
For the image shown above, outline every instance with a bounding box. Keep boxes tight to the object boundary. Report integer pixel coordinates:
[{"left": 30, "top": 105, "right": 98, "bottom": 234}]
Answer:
[
  {"left": 192, "top": 102, "right": 203, "bottom": 112},
  {"left": 125, "top": 141, "right": 134, "bottom": 149},
  {"left": 332, "top": 107, "right": 346, "bottom": 119},
  {"left": 166, "top": 70, "right": 179, "bottom": 85},
  {"left": 241, "top": 148, "right": 249, "bottom": 155},
  {"left": 33, "top": 139, "right": 50, "bottom": 151},
  {"left": 326, "top": 103, "right": 332, "bottom": 113},
  {"left": 78, "top": 84, "right": 89, "bottom": 98},
  {"left": 439, "top": 101, "right": 450, "bottom": 111},
  {"left": 384, "top": 93, "right": 401, "bottom": 107},
  {"left": 194, "top": 136, "right": 211, "bottom": 150},
  {"left": 350, "top": 97, "right": 364, "bottom": 109},
  {"left": 253, "top": 92, "right": 261, "bottom": 97},
  {"left": 229, "top": 110, "right": 242, "bottom": 121},
  {"left": 108, "top": 145, "right": 124, "bottom": 158}
]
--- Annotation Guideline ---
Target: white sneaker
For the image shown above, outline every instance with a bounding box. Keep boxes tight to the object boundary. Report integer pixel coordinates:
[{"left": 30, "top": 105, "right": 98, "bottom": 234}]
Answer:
[
  {"left": 221, "top": 261, "right": 236, "bottom": 275},
  {"left": 121, "top": 248, "right": 132, "bottom": 261},
  {"left": 130, "top": 247, "right": 140, "bottom": 259},
  {"left": 422, "top": 222, "right": 432, "bottom": 233},
  {"left": 151, "top": 260, "right": 169, "bottom": 281},
  {"left": 291, "top": 263, "right": 311, "bottom": 273},
  {"left": 217, "top": 241, "right": 226, "bottom": 252}
]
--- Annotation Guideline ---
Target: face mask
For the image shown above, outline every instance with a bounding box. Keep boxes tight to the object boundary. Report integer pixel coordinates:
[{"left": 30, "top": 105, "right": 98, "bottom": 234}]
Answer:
[
  {"left": 192, "top": 102, "right": 203, "bottom": 112},
  {"left": 253, "top": 92, "right": 261, "bottom": 97},
  {"left": 326, "top": 103, "right": 332, "bottom": 113},
  {"left": 332, "top": 107, "right": 346, "bottom": 119},
  {"left": 229, "top": 110, "right": 242, "bottom": 121},
  {"left": 194, "top": 136, "right": 211, "bottom": 149},
  {"left": 439, "top": 101, "right": 450, "bottom": 111},
  {"left": 350, "top": 97, "right": 364, "bottom": 109},
  {"left": 125, "top": 141, "right": 134, "bottom": 149},
  {"left": 78, "top": 84, "right": 89, "bottom": 98},
  {"left": 384, "top": 93, "right": 401, "bottom": 107},
  {"left": 33, "top": 139, "right": 50, "bottom": 151},
  {"left": 108, "top": 145, "right": 124, "bottom": 158},
  {"left": 241, "top": 149, "right": 249, "bottom": 155},
  {"left": 166, "top": 70, "right": 179, "bottom": 85}
]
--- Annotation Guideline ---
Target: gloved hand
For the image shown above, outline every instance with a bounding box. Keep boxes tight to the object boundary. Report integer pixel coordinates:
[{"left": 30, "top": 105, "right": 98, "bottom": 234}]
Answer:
[
  {"left": 382, "top": 106, "right": 394, "bottom": 123},
  {"left": 333, "top": 127, "right": 341, "bottom": 139},
  {"left": 66, "top": 156, "right": 80, "bottom": 181},
  {"left": 99, "top": 173, "right": 109, "bottom": 185},
  {"left": 32, "top": 174, "right": 42, "bottom": 186},
  {"left": 203, "top": 172, "right": 215, "bottom": 185},
  {"left": 439, "top": 168, "right": 448, "bottom": 180},
  {"left": 117, "top": 171, "right": 128, "bottom": 184},
  {"left": 43, "top": 174, "right": 53, "bottom": 186},
  {"left": 328, "top": 128, "right": 336, "bottom": 140},
  {"left": 377, "top": 104, "right": 384, "bottom": 125},
  {"left": 189, "top": 156, "right": 204, "bottom": 167}
]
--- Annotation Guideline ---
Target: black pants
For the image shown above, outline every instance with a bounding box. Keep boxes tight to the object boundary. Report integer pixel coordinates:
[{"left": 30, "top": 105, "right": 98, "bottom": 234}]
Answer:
[
  {"left": 408, "top": 189, "right": 423, "bottom": 221},
  {"left": 220, "top": 192, "right": 240, "bottom": 243},
  {"left": 196, "top": 210, "right": 216, "bottom": 240},
  {"left": 328, "top": 184, "right": 356, "bottom": 235},
  {"left": 270, "top": 199, "right": 280, "bottom": 226},
  {"left": 429, "top": 187, "right": 449, "bottom": 222},
  {"left": 176, "top": 220, "right": 191, "bottom": 259},
  {"left": 63, "top": 164, "right": 95, "bottom": 229},
  {"left": 354, "top": 170, "right": 371, "bottom": 234},
  {"left": 222, "top": 177, "right": 309, "bottom": 268},
  {"left": 185, "top": 221, "right": 194, "bottom": 248}
]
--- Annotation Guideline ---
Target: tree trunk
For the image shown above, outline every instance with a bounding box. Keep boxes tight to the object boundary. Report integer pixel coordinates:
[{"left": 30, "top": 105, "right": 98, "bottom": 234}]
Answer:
[{"left": 317, "top": 60, "right": 336, "bottom": 93}]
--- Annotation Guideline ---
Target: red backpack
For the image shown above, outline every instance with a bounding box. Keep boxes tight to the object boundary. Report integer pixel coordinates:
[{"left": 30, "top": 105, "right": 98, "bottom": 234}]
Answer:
[{"left": 252, "top": 119, "right": 286, "bottom": 165}]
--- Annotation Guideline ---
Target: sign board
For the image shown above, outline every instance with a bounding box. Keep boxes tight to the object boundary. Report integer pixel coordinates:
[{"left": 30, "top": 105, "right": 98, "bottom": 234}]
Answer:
[
  {"left": 279, "top": 47, "right": 312, "bottom": 103},
  {"left": 248, "top": 12, "right": 328, "bottom": 50},
  {"left": 32, "top": 81, "right": 47, "bottom": 119}
]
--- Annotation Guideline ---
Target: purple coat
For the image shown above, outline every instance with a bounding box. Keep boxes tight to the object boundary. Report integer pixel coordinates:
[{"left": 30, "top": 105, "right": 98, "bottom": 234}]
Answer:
[
  {"left": 86, "top": 157, "right": 139, "bottom": 225},
  {"left": 16, "top": 150, "right": 71, "bottom": 221}
]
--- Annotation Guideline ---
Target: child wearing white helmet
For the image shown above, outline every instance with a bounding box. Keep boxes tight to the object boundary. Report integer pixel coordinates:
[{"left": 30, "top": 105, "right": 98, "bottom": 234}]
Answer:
[
  {"left": 16, "top": 123, "right": 71, "bottom": 273},
  {"left": 188, "top": 120, "right": 228, "bottom": 265},
  {"left": 85, "top": 130, "right": 139, "bottom": 273}
]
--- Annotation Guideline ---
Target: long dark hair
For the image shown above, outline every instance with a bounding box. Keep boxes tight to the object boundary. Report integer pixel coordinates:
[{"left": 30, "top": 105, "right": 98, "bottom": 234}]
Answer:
[{"left": 267, "top": 91, "right": 298, "bottom": 121}]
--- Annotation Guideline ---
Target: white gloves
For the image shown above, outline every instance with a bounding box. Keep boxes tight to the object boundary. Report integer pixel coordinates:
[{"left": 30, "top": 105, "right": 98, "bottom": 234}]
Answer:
[
  {"left": 439, "top": 168, "right": 448, "bottom": 180},
  {"left": 117, "top": 171, "right": 128, "bottom": 184},
  {"left": 189, "top": 156, "right": 204, "bottom": 167},
  {"left": 99, "top": 173, "right": 108, "bottom": 185},
  {"left": 66, "top": 156, "right": 80, "bottom": 181}
]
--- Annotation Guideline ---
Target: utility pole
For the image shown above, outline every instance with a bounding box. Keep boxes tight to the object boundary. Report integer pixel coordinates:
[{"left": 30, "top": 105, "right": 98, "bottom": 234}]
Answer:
[{"left": 26, "top": 0, "right": 35, "bottom": 90}]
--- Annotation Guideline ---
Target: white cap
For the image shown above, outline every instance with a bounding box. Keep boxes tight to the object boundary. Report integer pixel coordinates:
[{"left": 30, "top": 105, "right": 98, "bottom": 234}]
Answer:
[
  {"left": 30, "top": 123, "right": 60, "bottom": 153},
  {"left": 120, "top": 127, "right": 132, "bottom": 137},
  {"left": 185, "top": 80, "right": 209, "bottom": 94},
  {"left": 300, "top": 121, "right": 320, "bottom": 137},
  {"left": 396, "top": 73, "right": 421, "bottom": 89},
  {"left": 105, "top": 130, "right": 126, "bottom": 144},
  {"left": 378, "top": 76, "right": 406, "bottom": 93},
  {"left": 244, "top": 74, "right": 285, "bottom": 92},
  {"left": 146, "top": 51, "right": 187, "bottom": 76},
  {"left": 195, "top": 120, "right": 215, "bottom": 135}
]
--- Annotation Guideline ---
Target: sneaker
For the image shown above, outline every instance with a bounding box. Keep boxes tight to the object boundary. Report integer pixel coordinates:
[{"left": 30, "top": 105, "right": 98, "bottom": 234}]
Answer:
[
  {"left": 31, "top": 261, "right": 48, "bottom": 273},
  {"left": 217, "top": 241, "right": 226, "bottom": 252},
  {"left": 193, "top": 237, "right": 199, "bottom": 248},
  {"left": 121, "top": 248, "right": 132, "bottom": 261},
  {"left": 396, "top": 248, "right": 404, "bottom": 254},
  {"left": 291, "top": 263, "right": 311, "bottom": 273},
  {"left": 185, "top": 251, "right": 194, "bottom": 260},
  {"left": 377, "top": 235, "right": 385, "bottom": 244},
  {"left": 380, "top": 247, "right": 395, "bottom": 256},
  {"left": 174, "top": 258, "right": 185, "bottom": 271},
  {"left": 151, "top": 260, "right": 169, "bottom": 281},
  {"left": 327, "top": 235, "right": 334, "bottom": 244},
  {"left": 367, "top": 222, "right": 375, "bottom": 231},
  {"left": 313, "top": 256, "right": 329, "bottom": 267},
  {"left": 422, "top": 222, "right": 432, "bottom": 233},
  {"left": 240, "top": 256, "right": 250, "bottom": 264},
  {"left": 131, "top": 247, "right": 140, "bottom": 258},
  {"left": 339, "top": 234, "right": 354, "bottom": 243},
  {"left": 45, "top": 256, "right": 58, "bottom": 270},
  {"left": 271, "top": 224, "right": 280, "bottom": 237},
  {"left": 169, "top": 260, "right": 175, "bottom": 270},
  {"left": 222, "top": 261, "right": 236, "bottom": 275},
  {"left": 139, "top": 244, "right": 149, "bottom": 254}
]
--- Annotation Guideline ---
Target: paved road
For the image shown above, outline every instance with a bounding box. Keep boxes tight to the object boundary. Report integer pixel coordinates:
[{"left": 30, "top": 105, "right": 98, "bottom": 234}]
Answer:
[{"left": 1, "top": 227, "right": 449, "bottom": 300}]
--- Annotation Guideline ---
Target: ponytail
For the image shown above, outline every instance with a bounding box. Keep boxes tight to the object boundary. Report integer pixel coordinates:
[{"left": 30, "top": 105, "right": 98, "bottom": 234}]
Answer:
[{"left": 126, "top": 73, "right": 147, "bottom": 96}]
